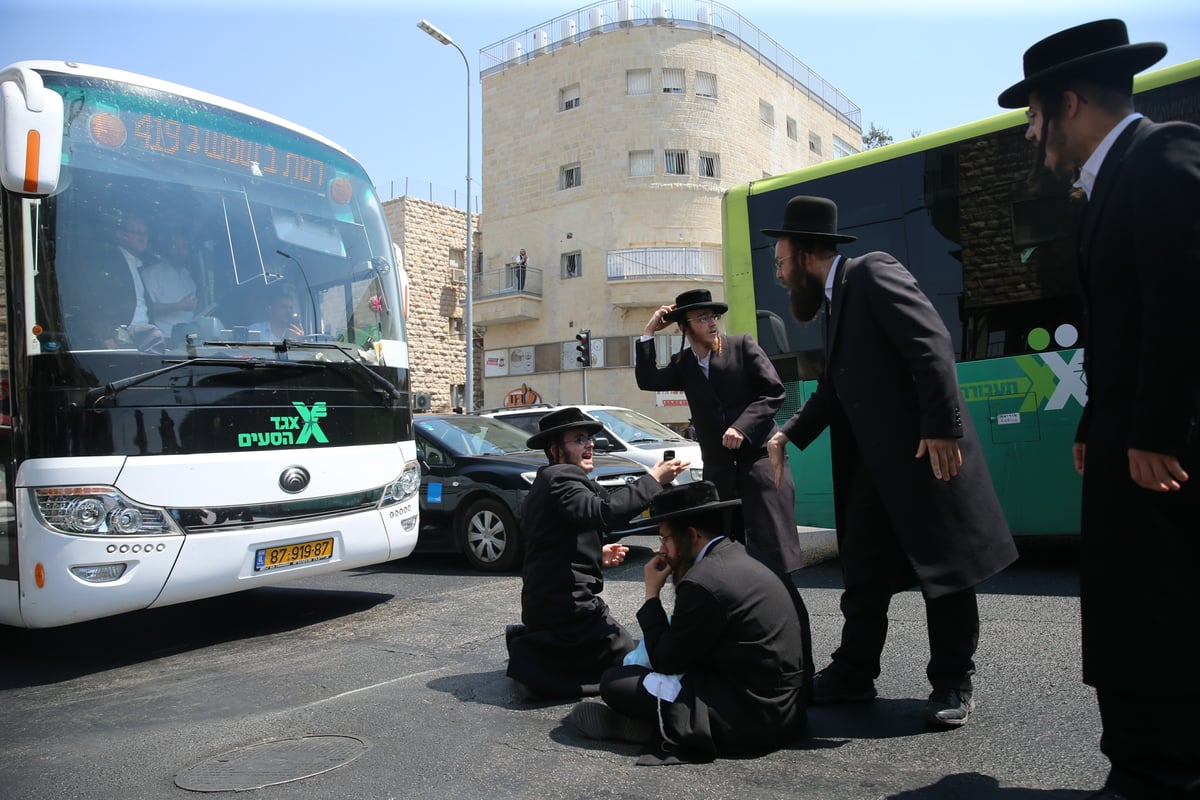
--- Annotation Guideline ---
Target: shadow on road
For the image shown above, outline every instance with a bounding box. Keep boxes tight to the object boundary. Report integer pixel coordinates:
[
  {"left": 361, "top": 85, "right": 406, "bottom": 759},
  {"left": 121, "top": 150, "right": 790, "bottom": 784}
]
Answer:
[
  {"left": 0, "top": 586, "right": 391, "bottom": 690},
  {"left": 884, "top": 772, "right": 1093, "bottom": 799}
]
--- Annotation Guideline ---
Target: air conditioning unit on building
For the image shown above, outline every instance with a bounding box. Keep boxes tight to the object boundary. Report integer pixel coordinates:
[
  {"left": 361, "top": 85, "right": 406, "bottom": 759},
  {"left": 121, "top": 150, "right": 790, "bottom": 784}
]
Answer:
[
  {"left": 589, "top": 7, "right": 606, "bottom": 30},
  {"left": 450, "top": 267, "right": 466, "bottom": 285},
  {"left": 561, "top": 19, "right": 576, "bottom": 43},
  {"left": 697, "top": 6, "right": 713, "bottom": 25},
  {"left": 507, "top": 40, "right": 522, "bottom": 61},
  {"left": 653, "top": 3, "right": 672, "bottom": 20},
  {"left": 413, "top": 392, "right": 433, "bottom": 412},
  {"left": 532, "top": 30, "right": 549, "bottom": 50}
]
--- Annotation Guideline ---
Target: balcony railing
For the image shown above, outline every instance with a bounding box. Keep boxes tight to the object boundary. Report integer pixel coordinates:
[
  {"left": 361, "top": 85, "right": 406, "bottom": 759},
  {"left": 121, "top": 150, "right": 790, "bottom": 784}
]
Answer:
[
  {"left": 607, "top": 246, "right": 722, "bottom": 281},
  {"left": 479, "top": 0, "right": 860, "bottom": 130},
  {"left": 476, "top": 265, "right": 543, "bottom": 299}
]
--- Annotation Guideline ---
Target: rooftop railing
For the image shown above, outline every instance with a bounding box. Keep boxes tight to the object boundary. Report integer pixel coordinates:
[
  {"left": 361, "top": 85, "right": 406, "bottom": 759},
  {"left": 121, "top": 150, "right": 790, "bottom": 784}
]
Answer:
[{"left": 479, "top": 0, "right": 860, "bottom": 131}]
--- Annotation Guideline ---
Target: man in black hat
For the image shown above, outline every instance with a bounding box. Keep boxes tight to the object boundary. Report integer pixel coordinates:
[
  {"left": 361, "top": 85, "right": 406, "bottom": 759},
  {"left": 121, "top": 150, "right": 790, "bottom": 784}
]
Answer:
[
  {"left": 635, "top": 289, "right": 804, "bottom": 575},
  {"left": 763, "top": 195, "right": 1017, "bottom": 728},
  {"left": 569, "top": 481, "right": 809, "bottom": 763},
  {"left": 506, "top": 407, "right": 688, "bottom": 700},
  {"left": 1001, "top": 19, "right": 1199, "bottom": 798}
]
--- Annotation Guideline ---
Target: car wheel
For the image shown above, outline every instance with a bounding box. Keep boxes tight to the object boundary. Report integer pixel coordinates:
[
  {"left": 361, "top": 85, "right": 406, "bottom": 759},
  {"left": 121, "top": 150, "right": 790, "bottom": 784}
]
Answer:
[{"left": 457, "top": 497, "right": 520, "bottom": 572}]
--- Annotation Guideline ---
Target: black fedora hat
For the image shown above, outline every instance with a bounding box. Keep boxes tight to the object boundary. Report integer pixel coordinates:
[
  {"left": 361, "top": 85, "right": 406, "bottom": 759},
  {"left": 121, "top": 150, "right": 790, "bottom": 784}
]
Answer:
[
  {"left": 760, "top": 195, "right": 857, "bottom": 242},
  {"left": 663, "top": 288, "right": 729, "bottom": 325},
  {"left": 643, "top": 481, "right": 741, "bottom": 527},
  {"left": 998, "top": 19, "right": 1166, "bottom": 108},
  {"left": 526, "top": 406, "right": 604, "bottom": 449}
]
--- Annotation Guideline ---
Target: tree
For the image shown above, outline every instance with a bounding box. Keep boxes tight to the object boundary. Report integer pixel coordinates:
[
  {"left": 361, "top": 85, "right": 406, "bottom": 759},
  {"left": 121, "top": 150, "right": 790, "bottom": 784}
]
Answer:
[{"left": 862, "top": 122, "right": 894, "bottom": 150}]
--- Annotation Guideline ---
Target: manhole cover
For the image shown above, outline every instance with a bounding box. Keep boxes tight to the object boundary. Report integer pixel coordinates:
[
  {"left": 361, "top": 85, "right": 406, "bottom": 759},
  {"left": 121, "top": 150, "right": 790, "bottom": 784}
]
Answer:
[{"left": 175, "top": 734, "right": 368, "bottom": 792}]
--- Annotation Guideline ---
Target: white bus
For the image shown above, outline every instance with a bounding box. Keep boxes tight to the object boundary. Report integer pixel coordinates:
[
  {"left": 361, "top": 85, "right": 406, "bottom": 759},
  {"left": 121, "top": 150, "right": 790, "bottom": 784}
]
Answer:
[{"left": 0, "top": 61, "right": 421, "bottom": 628}]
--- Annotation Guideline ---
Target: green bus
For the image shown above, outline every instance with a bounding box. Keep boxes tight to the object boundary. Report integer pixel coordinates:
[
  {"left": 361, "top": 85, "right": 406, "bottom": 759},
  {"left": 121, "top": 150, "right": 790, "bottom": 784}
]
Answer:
[{"left": 721, "top": 59, "right": 1200, "bottom": 535}]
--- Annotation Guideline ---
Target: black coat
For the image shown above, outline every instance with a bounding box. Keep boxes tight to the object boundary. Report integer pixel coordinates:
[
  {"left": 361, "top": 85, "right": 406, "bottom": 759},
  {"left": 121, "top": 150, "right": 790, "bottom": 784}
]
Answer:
[
  {"left": 781, "top": 253, "right": 1016, "bottom": 598},
  {"left": 506, "top": 464, "right": 663, "bottom": 697},
  {"left": 1072, "top": 117, "right": 1200, "bottom": 690},
  {"left": 635, "top": 334, "right": 804, "bottom": 572},
  {"left": 638, "top": 537, "right": 807, "bottom": 757}
]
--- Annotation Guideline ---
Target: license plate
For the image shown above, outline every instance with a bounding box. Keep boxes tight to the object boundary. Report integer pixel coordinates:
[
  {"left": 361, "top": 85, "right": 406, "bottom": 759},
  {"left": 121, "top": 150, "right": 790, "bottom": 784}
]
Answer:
[{"left": 254, "top": 537, "right": 334, "bottom": 571}]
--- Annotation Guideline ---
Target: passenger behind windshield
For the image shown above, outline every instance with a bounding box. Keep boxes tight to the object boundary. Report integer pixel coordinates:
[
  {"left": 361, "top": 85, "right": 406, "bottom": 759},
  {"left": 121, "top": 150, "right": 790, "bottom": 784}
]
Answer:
[
  {"left": 142, "top": 228, "right": 200, "bottom": 339},
  {"left": 246, "top": 286, "right": 305, "bottom": 341}
]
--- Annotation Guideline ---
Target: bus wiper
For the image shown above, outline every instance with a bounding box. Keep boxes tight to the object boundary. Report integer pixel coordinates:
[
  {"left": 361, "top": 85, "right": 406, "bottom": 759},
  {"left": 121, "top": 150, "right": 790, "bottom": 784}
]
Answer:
[
  {"left": 272, "top": 340, "right": 403, "bottom": 402},
  {"left": 85, "top": 357, "right": 318, "bottom": 407}
]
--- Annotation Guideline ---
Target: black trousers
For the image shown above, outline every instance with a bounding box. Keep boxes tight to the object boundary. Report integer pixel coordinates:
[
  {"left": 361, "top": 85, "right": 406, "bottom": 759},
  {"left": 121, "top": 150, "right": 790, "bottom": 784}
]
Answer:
[
  {"left": 831, "top": 457, "right": 979, "bottom": 692},
  {"left": 599, "top": 664, "right": 659, "bottom": 721},
  {"left": 1098, "top": 689, "right": 1200, "bottom": 798}
]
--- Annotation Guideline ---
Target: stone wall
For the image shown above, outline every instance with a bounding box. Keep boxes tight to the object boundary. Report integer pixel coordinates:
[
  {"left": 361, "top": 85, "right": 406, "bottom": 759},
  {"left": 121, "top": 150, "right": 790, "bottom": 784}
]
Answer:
[{"left": 384, "top": 196, "right": 482, "bottom": 413}]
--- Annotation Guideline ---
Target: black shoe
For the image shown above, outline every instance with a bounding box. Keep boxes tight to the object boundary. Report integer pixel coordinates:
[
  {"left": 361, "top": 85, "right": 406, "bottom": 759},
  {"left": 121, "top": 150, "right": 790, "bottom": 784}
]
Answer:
[
  {"left": 810, "top": 665, "right": 877, "bottom": 705},
  {"left": 925, "top": 688, "right": 974, "bottom": 727},
  {"left": 504, "top": 623, "right": 526, "bottom": 648},
  {"left": 570, "top": 701, "right": 654, "bottom": 743}
]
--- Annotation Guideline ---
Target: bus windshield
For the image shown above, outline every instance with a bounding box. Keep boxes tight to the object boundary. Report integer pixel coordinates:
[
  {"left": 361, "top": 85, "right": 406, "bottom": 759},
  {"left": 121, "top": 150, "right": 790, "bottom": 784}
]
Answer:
[{"left": 34, "top": 72, "right": 403, "bottom": 360}]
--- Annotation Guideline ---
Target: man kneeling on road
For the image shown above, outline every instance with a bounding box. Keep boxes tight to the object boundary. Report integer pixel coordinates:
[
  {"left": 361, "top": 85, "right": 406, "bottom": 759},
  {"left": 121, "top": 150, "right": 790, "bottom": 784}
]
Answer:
[{"left": 570, "top": 481, "right": 810, "bottom": 764}]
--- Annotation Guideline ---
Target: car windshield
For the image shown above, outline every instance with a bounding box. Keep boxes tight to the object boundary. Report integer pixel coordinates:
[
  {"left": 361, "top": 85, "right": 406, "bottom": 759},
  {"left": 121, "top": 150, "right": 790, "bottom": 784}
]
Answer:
[
  {"left": 416, "top": 416, "right": 533, "bottom": 456},
  {"left": 587, "top": 408, "right": 683, "bottom": 444}
]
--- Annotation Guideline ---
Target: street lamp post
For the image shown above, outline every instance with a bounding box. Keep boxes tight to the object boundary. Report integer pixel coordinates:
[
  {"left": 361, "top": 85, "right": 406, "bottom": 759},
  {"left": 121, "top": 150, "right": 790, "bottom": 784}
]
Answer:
[{"left": 418, "top": 18, "right": 474, "bottom": 412}]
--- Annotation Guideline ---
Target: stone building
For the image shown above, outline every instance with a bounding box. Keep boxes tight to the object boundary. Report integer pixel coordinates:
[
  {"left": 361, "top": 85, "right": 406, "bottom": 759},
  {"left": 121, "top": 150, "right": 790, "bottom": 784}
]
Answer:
[
  {"left": 384, "top": 195, "right": 481, "bottom": 413},
  {"left": 472, "top": 1, "right": 860, "bottom": 424}
]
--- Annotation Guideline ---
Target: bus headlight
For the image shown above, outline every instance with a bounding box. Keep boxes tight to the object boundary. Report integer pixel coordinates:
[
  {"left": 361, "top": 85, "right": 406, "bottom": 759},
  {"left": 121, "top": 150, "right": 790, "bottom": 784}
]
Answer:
[
  {"left": 380, "top": 460, "right": 420, "bottom": 507},
  {"left": 33, "top": 487, "right": 180, "bottom": 536}
]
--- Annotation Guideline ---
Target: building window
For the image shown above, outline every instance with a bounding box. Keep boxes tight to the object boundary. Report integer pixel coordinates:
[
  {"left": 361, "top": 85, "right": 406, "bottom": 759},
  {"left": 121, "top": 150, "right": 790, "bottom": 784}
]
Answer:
[
  {"left": 695, "top": 71, "right": 717, "bottom": 99},
  {"left": 626, "top": 68, "right": 651, "bottom": 95},
  {"left": 786, "top": 116, "right": 798, "bottom": 141},
  {"left": 809, "top": 131, "right": 823, "bottom": 155},
  {"left": 560, "top": 83, "right": 580, "bottom": 111},
  {"left": 562, "top": 252, "right": 582, "bottom": 279},
  {"left": 661, "top": 68, "right": 685, "bottom": 94},
  {"left": 698, "top": 152, "right": 720, "bottom": 179},
  {"left": 833, "top": 134, "right": 856, "bottom": 158},
  {"left": 759, "top": 100, "right": 774, "bottom": 127},
  {"left": 629, "top": 150, "right": 654, "bottom": 177},
  {"left": 451, "top": 317, "right": 465, "bottom": 340},
  {"left": 560, "top": 163, "right": 581, "bottom": 190},
  {"left": 664, "top": 149, "right": 688, "bottom": 175}
]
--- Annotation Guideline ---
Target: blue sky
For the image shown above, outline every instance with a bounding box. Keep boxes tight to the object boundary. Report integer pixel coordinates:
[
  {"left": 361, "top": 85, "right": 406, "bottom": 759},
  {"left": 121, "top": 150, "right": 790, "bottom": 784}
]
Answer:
[{"left": 5, "top": 0, "right": 1198, "bottom": 212}]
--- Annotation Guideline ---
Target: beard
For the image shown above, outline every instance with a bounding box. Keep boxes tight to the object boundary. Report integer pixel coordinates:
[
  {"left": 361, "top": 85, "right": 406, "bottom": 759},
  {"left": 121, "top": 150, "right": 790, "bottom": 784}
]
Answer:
[
  {"left": 786, "top": 265, "right": 825, "bottom": 323},
  {"left": 668, "top": 539, "right": 697, "bottom": 584}
]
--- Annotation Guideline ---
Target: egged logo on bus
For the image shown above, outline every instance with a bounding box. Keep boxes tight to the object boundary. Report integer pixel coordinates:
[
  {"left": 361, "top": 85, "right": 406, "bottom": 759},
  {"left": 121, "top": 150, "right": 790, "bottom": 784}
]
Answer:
[{"left": 238, "top": 402, "right": 330, "bottom": 448}]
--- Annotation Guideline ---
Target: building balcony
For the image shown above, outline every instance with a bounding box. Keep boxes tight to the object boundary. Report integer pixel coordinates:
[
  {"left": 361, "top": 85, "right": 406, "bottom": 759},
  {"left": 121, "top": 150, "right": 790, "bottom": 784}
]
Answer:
[
  {"left": 606, "top": 246, "right": 723, "bottom": 309},
  {"left": 473, "top": 265, "right": 542, "bottom": 324}
]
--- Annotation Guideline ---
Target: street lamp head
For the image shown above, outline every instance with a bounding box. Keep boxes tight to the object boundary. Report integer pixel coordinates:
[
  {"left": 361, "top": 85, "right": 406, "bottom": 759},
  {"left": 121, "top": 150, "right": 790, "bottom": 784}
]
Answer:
[{"left": 417, "top": 19, "right": 453, "bottom": 46}]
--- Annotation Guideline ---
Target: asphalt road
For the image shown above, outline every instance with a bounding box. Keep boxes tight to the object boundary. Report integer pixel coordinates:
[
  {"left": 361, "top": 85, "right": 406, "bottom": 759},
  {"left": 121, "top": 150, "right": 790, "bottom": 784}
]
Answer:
[{"left": 0, "top": 534, "right": 1104, "bottom": 799}]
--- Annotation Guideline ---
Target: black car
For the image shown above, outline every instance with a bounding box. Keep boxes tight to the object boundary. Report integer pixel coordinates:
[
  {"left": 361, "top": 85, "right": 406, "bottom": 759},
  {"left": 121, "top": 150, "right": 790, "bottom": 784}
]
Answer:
[{"left": 414, "top": 413, "right": 652, "bottom": 572}]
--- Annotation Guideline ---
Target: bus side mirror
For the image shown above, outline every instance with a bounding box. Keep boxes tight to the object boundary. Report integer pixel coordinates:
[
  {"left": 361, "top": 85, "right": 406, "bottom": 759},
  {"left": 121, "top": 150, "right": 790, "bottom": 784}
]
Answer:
[{"left": 0, "top": 67, "right": 64, "bottom": 195}]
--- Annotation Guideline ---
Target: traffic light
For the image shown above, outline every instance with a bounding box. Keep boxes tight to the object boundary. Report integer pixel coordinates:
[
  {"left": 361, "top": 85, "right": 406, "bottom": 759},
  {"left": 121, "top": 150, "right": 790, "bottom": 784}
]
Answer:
[{"left": 575, "top": 329, "right": 591, "bottom": 368}]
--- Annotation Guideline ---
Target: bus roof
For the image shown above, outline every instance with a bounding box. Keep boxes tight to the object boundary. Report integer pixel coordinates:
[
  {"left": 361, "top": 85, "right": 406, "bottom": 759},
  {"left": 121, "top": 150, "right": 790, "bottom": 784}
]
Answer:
[
  {"left": 732, "top": 57, "right": 1200, "bottom": 204},
  {"left": 3, "top": 60, "right": 356, "bottom": 163}
]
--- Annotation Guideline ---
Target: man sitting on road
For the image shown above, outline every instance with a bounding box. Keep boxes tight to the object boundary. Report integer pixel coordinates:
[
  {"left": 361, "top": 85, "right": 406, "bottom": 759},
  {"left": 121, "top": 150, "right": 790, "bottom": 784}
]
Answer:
[
  {"left": 570, "top": 481, "right": 810, "bottom": 763},
  {"left": 506, "top": 407, "right": 688, "bottom": 700}
]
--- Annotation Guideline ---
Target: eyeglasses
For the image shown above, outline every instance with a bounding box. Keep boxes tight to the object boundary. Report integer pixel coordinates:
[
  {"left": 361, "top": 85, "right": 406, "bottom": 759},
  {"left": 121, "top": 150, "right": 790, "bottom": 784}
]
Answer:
[
  {"left": 566, "top": 435, "right": 594, "bottom": 446},
  {"left": 773, "top": 255, "right": 789, "bottom": 269},
  {"left": 686, "top": 313, "right": 721, "bottom": 325}
]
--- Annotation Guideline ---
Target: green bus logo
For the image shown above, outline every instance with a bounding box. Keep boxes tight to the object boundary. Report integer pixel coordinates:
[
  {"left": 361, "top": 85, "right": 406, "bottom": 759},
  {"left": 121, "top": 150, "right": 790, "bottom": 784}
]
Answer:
[{"left": 238, "top": 401, "right": 330, "bottom": 448}]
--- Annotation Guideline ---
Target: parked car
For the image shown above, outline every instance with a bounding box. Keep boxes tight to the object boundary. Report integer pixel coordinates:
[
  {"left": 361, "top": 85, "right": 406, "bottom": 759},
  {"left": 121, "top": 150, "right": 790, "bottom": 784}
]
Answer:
[
  {"left": 480, "top": 404, "right": 704, "bottom": 484},
  {"left": 413, "top": 413, "right": 653, "bottom": 572}
]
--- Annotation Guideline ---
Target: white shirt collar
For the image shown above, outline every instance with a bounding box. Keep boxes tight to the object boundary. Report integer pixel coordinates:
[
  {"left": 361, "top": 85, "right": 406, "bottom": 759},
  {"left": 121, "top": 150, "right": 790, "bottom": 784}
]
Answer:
[
  {"left": 1074, "top": 112, "right": 1142, "bottom": 199},
  {"left": 694, "top": 535, "right": 725, "bottom": 565},
  {"left": 824, "top": 255, "right": 841, "bottom": 303}
]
